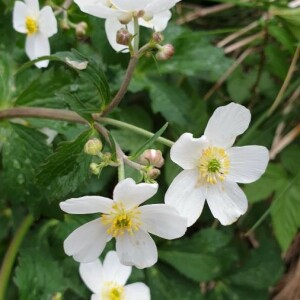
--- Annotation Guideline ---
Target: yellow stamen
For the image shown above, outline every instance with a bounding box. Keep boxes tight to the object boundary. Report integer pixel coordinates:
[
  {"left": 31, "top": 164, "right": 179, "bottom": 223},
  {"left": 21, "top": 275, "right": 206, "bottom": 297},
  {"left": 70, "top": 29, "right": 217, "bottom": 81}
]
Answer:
[
  {"left": 198, "top": 147, "right": 230, "bottom": 185},
  {"left": 25, "top": 17, "right": 38, "bottom": 35},
  {"left": 101, "top": 202, "right": 141, "bottom": 237},
  {"left": 102, "top": 282, "right": 125, "bottom": 300}
]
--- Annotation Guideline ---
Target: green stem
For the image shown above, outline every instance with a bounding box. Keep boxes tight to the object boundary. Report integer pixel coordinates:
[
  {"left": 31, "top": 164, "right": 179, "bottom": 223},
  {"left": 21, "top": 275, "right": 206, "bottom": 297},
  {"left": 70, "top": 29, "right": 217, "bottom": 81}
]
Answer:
[
  {"left": 100, "top": 117, "right": 174, "bottom": 147},
  {"left": 133, "top": 16, "right": 140, "bottom": 54},
  {"left": 0, "top": 214, "right": 34, "bottom": 300}
]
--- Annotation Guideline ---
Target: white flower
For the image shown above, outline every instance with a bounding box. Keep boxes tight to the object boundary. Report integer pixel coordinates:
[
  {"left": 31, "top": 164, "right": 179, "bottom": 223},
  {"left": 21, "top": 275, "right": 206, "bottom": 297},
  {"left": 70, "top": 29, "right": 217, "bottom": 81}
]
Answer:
[
  {"left": 80, "top": 251, "right": 150, "bottom": 300},
  {"left": 74, "top": 0, "right": 180, "bottom": 51},
  {"left": 60, "top": 178, "right": 187, "bottom": 268},
  {"left": 13, "top": 0, "right": 57, "bottom": 68},
  {"left": 165, "top": 103, "right": 269, "bottom": 226}
]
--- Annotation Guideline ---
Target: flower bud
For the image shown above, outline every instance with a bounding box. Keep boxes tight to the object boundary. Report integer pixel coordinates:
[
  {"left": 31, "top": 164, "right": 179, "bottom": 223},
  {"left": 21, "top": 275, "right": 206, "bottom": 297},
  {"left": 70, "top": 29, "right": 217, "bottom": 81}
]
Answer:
[
  {"left": 75, "top": 22, "right": 88, "bottom": 38},
  {"left": 118, "top": 12, "right": 133, "bottom": 24},
  {"left": 52, "top": 293, "right": 62, "bottom": 300},
  {"left": 156, "top": 44, "right": 174, "bottom": 61},
  {"left": 139, "top": 149, "right": 164, "bottom": 168},
  {"left": 116, "top": 28, "right": 132, "bottom": 46},
  {"left": 146, "top": 168, "right": 161, "bottom": 180},
  {"left": 89, "top": 162, "right": 101, "bottom": 175},
  {"left": 152, "top": 32, "right": 164, "bottom": 43},
  {"left": 84, "top": 138, "right": 103, "bottom": 156},
  {"left": 143, "top": 11, "right": 153, "bottom": 21}
]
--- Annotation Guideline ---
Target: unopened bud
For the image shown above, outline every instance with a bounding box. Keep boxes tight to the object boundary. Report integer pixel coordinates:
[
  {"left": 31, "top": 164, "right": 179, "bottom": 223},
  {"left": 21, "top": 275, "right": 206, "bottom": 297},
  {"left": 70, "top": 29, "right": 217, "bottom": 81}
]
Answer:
[
  {"left": 118, "top": 12, "right": 133, "bottom": 24},
  {"left": 146, "top": 168, "right": 161, "bottom": 180},
  {"left": 116, "top": 28, "right": 132, "bottom": 46},
  {"left": 135, "top": 10, "right": 145, "bottom": 18},
  {"left": 75, "top": 22, "right": 88, "bottom": 37},
  {"left": 60, "top": 19, "right": 70, "bottom": 30},
  {"left": 84, "top": 138, "right": 103, "bottom": 156},
  {"left": 139, "top": 149, "right": 164, "bottom": 168},
  {"left": 89, "top": 162, "right": 101, "bottom": 175},
  {"left": 156, "top": 44, "right": 174, "bottom": 61},
  {"left": 152, "top": 32, "right": 164, "bottom": 43},
  {"left": 52, "top": 293, "right": 62, "bottom": 300}
]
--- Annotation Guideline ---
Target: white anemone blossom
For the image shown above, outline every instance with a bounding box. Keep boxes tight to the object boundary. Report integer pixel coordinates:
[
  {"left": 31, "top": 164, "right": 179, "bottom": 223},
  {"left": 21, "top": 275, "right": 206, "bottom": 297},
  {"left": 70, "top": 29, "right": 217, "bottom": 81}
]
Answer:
[
  {"left": 165, "top": 103, "right": 269, "bottom": 226},
  {"left": 73, "top": 0, "right": 180, "bottom": 51},
  {"left": 60, "top": 178, "right": 187, "bottom": 269},
  {"left": 13, "top": 0, "right": 57, "bottom": 68},
  {"left": 80, "top": 251, "right": 150, "bottom": 300}
]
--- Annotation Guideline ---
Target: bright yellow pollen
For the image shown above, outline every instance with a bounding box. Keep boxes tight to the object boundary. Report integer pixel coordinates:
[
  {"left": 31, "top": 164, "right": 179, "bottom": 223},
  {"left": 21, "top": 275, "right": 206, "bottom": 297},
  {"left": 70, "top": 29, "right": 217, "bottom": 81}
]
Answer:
[
  {"left": 198, "top": 147, "right": 230, "bottom": 185},
  {"left": 25, "top": 17, "right": 38, "bottom": 35},
  {"left": 102, "top": 282, "right": 125, "bottom": 300},
  {"left": 101, "top": 202, "right": 141, "bottom": 237}
]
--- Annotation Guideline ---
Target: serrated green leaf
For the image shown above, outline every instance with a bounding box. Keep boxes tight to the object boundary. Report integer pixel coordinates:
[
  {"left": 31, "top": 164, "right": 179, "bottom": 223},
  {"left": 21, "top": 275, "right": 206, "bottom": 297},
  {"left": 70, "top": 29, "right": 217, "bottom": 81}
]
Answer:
[
  {"left": 271, "top": 172, "right": 300, "bottom": 251},
  {"left": 159, "top": 229, "right": 238, "bottom": 282},
  {"left": 149, "top": 80, "right": 191, "bottom": 127},
  {"left": 37, "top": 130, "right": 94, "bottom": 199},
  {"left": 1, "top": 123, "right": 51, "bottom": 210},
  {"left": 130, "top": 122, "right": 168, "bottom": 160},
  {"left": 14, "top": 248, "right": 66, "bottom": 300},
  {"left": 146, "top": 264, "right": 204, "bottom": 300}
]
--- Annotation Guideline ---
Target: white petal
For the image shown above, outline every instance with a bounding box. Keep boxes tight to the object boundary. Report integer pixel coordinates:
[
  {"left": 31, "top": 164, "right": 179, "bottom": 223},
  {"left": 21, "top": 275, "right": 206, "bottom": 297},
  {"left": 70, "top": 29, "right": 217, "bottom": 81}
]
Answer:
[
  {"left": 102, "top": 251, "right": 132, "bottom": 285},
  {"left": 59, "top": 196, "right": 113, "bottom": 214},
  {"left": 74, "top": 0, "right": 120, "bottom": 19},
  {"left": 64, "top": 218, "right": 109, "bottom": 263},
  {"left": 140, "top": 10, "right": 171, "bottom": 32},
  {"left": 38, "top": 6, "right": 57, "bottom": 37},
  {"left": 113, "top": 178, "right": 158, "bottom": 209},
  {"left": 227, "top": 146, "right": 269, "bottom": 183},
  {"left": 116, "top": 230, "right": 157, "bottom": 269},
  {"left": 204, "top": 103, "right": 251, "bottom": 148},
  {"left": 25, "top": 0, "right": 39, "bottom": 16},
  {"left": 91, "top": 294, "right": 99, "bottom": 300},
  {"left": 170, "top": 133, "right": 208, "bottom": 169},
  {"left": 13, "top": 1, "right": 28, "bottom": 33},
  {"left": 140, "top": 204, "right": 187, "bottom": 239},
  {"left": 105, "top": 18, "right": 134, "bottom": 52},
  {"left": 25, "top": 33, "right": 50, "bottom": 68},
  {"left": 165, "top": 169, "right": 206, "bottom": 227},
  {"left": 125, "top": 283, "right": 150, "bottom": 300},
  {"left": 146, "top": 0, "right": 179, "bottom": 14},
  {"left": 79, "top": 260, "right": 103, "bottom": 294},
  {"left": 206, "top": 181, "right": 248, "bottom": 225},
  {"left": 111, "top": 0, "right": 150, "bottom": 11}
]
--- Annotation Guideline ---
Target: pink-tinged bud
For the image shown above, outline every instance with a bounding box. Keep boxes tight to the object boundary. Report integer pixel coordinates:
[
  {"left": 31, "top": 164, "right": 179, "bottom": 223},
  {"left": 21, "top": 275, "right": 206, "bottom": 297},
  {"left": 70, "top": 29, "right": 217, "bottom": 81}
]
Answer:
[
  {"left": 139, "top": 149, "right": 164, "bottom": 168},
  {"left": 135, "top": 10, "right": 145, "bottom": 18},
  {"left": 146, "top": 168, "right": 161, "bottom": 180},
  {"left": 152, "top": 32, "right": 164, "bottom": 43},
  {"left": 118, "top": 12, "right": 133, "bottom": 24},
  {"left": 76, "top": 22, "right": 88, "bottom": 38},
  {"left": 84, "top": 138, "right": 103, "bottom": 156},
  {"left": 116, "top": 28, "right": 132, "bottom": 46},
  {"left": 156, "top": 44, "right": 174, "bottom": 61}
]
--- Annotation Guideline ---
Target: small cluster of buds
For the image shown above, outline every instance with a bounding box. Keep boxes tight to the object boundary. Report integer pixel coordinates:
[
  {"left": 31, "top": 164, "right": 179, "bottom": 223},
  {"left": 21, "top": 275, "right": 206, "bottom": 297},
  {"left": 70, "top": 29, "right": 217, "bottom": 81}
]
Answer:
[
  {"left": 84, "top": 138, "right": 103, "bottom": 156},
  {"left": 138, "top": 149, "right": 164, "bottom": 182}
]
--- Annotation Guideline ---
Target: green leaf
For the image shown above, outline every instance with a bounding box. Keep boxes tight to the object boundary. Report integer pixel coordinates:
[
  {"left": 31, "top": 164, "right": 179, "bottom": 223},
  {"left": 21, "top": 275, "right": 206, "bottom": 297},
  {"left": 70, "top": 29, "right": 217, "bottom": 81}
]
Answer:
[
  {"left": 1, "top": 123, "right": 51, "bottom": 210},
  {"left": 0, "top": 51, "right": 14, "bottom": 108},
  {"left": 130, "top": 122, "right": 168, "bottom": 160},
  {"left": 14, "top": 248, "right": 66, "bottom": 300},
  {"left": 271, "top": 172, "right": 300, "bottom": 251},
  {"left": 159, "top": 229, "right": 238, "bottom": 282},
  {"left": 149, "top": 80, "right": 191, "bottom": 127},
  {"left": 146, "top": 264, "right": 204, "bottom": 300},
  {"left": 244, "top": 163, "right": 288, "bottom": 203},
  {"left": 159, "top": 30, "right": 233, "bottom": 81},
  {"left": 37, "top": 129, "right": 94, "bottom": 199}
]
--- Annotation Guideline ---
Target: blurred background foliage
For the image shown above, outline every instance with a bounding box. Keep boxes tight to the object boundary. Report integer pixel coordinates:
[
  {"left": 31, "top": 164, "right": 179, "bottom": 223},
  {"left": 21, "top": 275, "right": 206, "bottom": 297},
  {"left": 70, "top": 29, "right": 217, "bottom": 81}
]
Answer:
[{"left": 0, "top": 0, "right": 299, "bottom": 299}]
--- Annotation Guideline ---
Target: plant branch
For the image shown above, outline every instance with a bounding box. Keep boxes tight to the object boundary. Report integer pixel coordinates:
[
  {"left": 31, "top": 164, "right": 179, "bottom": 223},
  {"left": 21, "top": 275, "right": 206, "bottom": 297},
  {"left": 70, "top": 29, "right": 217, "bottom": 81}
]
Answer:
[
  {"left": 0, "top": 214, "right": 34, "bottom": 300},
  {"left": 101, "top": 56, "right": 138, "bottom": 116},
  {"left": 268, "top": 46, "right": 300, "bottom": 116}
]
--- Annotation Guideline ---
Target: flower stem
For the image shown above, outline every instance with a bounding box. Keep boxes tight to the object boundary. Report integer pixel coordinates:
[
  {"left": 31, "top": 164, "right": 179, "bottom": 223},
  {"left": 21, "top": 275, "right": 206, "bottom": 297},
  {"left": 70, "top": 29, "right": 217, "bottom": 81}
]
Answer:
[
  {"left": 133, "top": 16, "right": 140, "bottom": 54},
  {"left": 0, "top": 214, "right": 34, "bottom": 300},
  {"left": 100, "top": 117, "right": 174, "bottom": 147}
]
